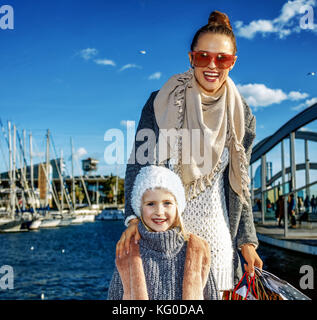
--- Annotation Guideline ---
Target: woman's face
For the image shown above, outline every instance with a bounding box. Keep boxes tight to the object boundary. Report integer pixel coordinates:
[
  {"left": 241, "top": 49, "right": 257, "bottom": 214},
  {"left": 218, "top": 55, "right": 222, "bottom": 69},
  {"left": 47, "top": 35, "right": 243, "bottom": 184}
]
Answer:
[
  {"left": 141, "top": 188, "right": 177, "bottom": 232},
  {"left": 188, "top": 33, "right": 237, "bottom": 95}
]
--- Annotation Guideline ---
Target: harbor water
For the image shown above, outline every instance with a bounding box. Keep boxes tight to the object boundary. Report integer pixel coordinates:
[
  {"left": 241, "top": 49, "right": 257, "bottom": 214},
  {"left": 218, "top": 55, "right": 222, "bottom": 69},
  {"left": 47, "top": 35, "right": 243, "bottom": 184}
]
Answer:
[{"left": 0, "top": 220, "right": 316, "bottom": 300}]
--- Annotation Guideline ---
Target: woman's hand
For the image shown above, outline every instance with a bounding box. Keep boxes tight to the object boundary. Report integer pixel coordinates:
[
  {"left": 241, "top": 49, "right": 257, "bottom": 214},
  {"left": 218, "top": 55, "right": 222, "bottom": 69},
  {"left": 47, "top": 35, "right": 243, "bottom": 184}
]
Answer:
[
  {"left": 116, "top": 218, "right": 141, "bottom": 259},
  {"left": 241, "top": 243, "right": 263, "bottom": 277}
]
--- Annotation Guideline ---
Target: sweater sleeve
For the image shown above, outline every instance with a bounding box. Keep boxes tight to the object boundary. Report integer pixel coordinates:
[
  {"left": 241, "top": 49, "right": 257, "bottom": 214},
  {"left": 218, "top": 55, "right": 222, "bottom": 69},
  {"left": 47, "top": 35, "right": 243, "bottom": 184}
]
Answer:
[
  {"left": 107, "top": 267, "right": 124, "bottom": 300},
  {"left": 236, "top": 106, "right": 259, "bottom": 249},
  {"left": 203, "top": 268, "right": 219, "bottom": 300},
  {"left": 124, "top": 91, "right": 159, "bottom": 225}
]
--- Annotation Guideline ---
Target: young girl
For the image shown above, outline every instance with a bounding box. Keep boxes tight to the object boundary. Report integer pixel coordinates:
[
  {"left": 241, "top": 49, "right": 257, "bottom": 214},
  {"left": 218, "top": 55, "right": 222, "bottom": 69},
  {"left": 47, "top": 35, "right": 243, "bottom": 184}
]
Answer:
[{"left": 107, "top": 165, "right": 218, "bottom": 300}]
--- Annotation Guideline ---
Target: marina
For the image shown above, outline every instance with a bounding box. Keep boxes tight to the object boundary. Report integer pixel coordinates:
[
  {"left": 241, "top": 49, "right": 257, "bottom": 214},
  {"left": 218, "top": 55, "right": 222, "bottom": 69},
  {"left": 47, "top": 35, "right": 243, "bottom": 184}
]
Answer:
[{"left": 0, "top": 120, "right": 124, "bottom": 234}]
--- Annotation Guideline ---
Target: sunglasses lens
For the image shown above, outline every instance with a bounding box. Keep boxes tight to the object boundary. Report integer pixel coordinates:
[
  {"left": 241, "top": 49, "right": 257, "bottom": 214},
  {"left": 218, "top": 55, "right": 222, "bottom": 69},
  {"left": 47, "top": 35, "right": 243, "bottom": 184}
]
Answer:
[
  {"left": 193, "top": 52, "right": 234, "bottom": 69},
  {"left": 193, "top": 52, "right": 211, "bottom": 67},
  {"left": 216, "top": 54, "right": 234, "bottom": 69}
]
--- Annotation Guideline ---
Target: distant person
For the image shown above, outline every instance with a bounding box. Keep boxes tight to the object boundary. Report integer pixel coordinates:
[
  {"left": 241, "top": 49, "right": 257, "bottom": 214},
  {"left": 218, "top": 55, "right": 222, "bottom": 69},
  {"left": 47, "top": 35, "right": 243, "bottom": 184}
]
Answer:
[
  {"left": 256, "top": 198, "right": 262, "bottom": 212},
  {"left": 277, "top": 196, "right": 285, "bottom": 227},
  {"left": 304, "top": 195, "right": 310, "bottom": 214},
  {"left": 108, "top": 166, "right": 219, "bottom": 300},
  {"left": 288, "top": 194, "right": 296, "bottom": 228},
  {"left": 297, "top": 197, "right": 304, "bottom": 214},
  {"left": 311, "top": 195, "right": 316, "bottom": 214},
  {"left": 266, "top": 199, "right": 272, "bottom": 212}
]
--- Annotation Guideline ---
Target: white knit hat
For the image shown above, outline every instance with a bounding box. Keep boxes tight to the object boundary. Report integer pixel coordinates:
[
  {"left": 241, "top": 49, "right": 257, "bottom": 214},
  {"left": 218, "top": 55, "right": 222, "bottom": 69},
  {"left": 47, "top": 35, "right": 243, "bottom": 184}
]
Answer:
[{"left": 131, "top": 165, "right": 186, "bottom": 219}]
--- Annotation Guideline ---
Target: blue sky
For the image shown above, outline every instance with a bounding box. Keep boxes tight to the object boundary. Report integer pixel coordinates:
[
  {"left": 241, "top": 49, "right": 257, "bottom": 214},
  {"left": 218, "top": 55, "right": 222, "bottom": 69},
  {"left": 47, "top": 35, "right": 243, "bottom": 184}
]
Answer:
[{"left": 0, "top": 0, "right": 316, "bottom": 178}]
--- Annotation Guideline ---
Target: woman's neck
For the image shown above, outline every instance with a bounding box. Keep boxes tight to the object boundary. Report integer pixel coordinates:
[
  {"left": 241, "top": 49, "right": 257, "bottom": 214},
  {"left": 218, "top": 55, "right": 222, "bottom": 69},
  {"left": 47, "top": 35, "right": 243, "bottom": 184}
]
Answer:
[{"left": 194, "top": 77, "right": 226, "bottom": 102}]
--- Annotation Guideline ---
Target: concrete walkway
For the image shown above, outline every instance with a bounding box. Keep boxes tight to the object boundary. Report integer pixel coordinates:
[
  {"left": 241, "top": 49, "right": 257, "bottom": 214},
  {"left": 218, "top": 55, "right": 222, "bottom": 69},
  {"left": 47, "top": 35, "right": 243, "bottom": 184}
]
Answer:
[{"left": 254, "top": 212, "right": 317, "bottom": 255}]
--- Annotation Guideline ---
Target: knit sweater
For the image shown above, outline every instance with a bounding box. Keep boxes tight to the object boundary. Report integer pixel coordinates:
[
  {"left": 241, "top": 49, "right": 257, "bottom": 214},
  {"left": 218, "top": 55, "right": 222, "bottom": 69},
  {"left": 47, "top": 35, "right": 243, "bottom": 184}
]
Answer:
[
  {"left": 107, "top": 222, "right": 219, "bottom": 300},
  {"left": 177, "top": 147, "right": 234, "bottom": 291},
  {"left": 124, "top": 90, "right": 259, "bottom": 285}
]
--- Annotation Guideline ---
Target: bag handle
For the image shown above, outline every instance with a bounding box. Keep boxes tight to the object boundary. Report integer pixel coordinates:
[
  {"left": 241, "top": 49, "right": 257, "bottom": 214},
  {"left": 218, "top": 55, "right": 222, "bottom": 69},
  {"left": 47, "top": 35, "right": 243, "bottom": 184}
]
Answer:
[
  {"left": 245, "top": 274, "right": 257, "bottom": 300},
  {"left": 232, "top": 272, "right": 257, "bottom": 300},
  {"left": 232, "top": 272, "right": 247, "bottom": 300}
]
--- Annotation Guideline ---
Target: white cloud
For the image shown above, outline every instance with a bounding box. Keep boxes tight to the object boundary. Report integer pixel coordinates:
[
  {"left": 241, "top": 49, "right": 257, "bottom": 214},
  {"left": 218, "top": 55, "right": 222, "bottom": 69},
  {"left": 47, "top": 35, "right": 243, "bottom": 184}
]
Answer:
[
  {"left": 148, "top": 72, "right": 162, "bottom": 80},
  {"left": 237, "top": 83, "right": 288, "bottom": 107},
  {"left": 235, "top": 0, "right": 316, "bottom": 39},
  {"left": 94, "top": 59, "right": 116, "bottom": 67},
  {"left": 235, "top": 19, "right": 276, "bottom": 39},
  {"left": 306, "top": 97, "right": 317, "bottom": 105},
  {"left": 237, "top": 83, "right": 309, "bottom": 110},
  {"left": 119, "top": 64, "right": 142, "bottom": 72},
  {"left": 288, "top": 91, "right": 309, "bottom": 100},
  {"left": 292, "top": 97, "right": 317, "bottom": 111},
  {"left": 79, "top": 48, "right": 98, "bottom": 60}
]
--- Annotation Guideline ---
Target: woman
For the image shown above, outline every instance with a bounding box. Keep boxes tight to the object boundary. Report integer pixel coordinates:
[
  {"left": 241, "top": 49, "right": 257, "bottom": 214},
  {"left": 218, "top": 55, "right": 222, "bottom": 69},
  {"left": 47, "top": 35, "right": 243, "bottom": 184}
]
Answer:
[{"left": 117, "top": 10, "right": 263, "bottom": 295}]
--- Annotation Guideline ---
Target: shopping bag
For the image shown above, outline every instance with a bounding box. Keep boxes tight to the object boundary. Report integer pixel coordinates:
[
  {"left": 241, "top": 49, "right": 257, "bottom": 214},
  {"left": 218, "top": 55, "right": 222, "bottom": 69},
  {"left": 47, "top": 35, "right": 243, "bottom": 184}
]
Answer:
[
  {"left": 222, "top": 271, "right": 259, "bottom": 300},
  {"left": 222, "top": 267, "right": 311, "bottom": 300}
]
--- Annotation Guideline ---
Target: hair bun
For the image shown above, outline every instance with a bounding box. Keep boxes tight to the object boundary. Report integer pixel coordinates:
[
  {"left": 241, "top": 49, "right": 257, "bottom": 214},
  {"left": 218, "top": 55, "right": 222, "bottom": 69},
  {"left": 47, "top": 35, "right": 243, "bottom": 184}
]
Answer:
[{"left": 208, "top": 10, "right": 232, "bottom": 31}]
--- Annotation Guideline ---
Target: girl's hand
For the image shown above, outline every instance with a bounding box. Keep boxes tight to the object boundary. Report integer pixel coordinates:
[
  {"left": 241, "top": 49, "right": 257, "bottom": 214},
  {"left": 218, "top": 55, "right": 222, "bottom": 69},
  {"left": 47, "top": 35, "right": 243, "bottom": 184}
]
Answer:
[
  {"left": 241, "top": 243, "right": 263, "bottom": 277},
  {"left": 116, "top": 218, "right": 140, "bottom": 259}
]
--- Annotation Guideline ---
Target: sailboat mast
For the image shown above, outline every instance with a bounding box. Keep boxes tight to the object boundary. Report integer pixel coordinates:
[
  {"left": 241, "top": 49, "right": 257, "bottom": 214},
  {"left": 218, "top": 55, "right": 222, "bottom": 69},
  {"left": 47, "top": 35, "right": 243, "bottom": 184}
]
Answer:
[
  {"left": 13, "top": 124, "right": 16, "bottom": 218},
  {"left": 115, "top": 168, "right": 118, "bottom": 207},
  {"left": 60, "top": 149, "right": 64, "bottom": 213},
  {"left": 23, "top": 130, "right": 26, "bottom": 184},
  {"left": 45, "top": 129, "right": 50, "bottom": 212},
  {"left": 29, "top": 132, "right": 34, "bottom": 192},
  {"left": 71, "top": 137, "right": 75, "bottom": 209},
  {"left": 22, "top": 129, "right": 26, "bottom": 211},
  {"left": 8, "top": 121, "right": 13, "bottom": 218}
]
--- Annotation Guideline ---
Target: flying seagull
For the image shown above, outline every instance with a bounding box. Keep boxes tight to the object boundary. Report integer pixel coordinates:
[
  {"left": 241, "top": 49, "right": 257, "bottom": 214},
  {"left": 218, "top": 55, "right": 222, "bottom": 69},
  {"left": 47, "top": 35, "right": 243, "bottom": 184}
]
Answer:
[
  {"left": 307, "top": 72, "right": 315, "bottom": 76},
  {"left": 139, "top": 50, "right": 146, "bottom": 55}
]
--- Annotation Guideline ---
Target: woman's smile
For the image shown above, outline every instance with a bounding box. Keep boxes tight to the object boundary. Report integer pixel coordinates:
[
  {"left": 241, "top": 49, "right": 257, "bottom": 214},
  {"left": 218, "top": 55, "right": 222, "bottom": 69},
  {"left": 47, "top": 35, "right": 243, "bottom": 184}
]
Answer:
[{"left": 203, "top": 71, "right": 220, "bottom": 82}]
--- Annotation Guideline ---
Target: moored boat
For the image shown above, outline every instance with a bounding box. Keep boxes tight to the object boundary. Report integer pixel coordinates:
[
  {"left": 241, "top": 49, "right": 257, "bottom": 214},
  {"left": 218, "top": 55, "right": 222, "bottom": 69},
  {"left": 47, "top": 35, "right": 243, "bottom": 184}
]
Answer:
[
  {"left": 83, "top": 214, "right": 95, "bottom": 222},
  {"left": 39, "top": 218, "right": 61, "bottom": 228},
  {"left": 0, "top": 219, "right": 24, "bottom": 233},
  {"left": 28, "top": 219, "right": 42, "bottom": 230},
  {"left": 71, "top": 215, "right": 85, "bottom": 224}
]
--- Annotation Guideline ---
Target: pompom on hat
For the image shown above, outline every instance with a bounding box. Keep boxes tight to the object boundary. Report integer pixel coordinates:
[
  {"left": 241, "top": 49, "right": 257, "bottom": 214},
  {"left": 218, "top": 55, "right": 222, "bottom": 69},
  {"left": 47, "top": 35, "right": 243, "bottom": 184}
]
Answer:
[{"left": 131, "top": 165, "right": 186, "bottom": 219}]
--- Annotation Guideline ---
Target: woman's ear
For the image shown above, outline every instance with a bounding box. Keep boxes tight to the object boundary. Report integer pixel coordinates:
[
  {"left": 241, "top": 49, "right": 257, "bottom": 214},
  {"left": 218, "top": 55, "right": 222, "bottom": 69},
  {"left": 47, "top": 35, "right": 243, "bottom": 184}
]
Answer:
[
  {"left": 229, "top": 55, "right": 238, "bottom": 71},
  {"left": 188, "top": 52, "right": 194, "bottom": 68}
]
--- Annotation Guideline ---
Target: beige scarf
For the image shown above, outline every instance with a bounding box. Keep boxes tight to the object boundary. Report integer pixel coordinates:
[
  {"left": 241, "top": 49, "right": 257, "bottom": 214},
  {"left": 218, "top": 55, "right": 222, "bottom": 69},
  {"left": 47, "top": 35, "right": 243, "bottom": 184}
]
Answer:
[
  {"left": 115, "top": 234, "right": 211, "bottom": 300},
  {"left": 153, "top": 68, "right": 250, "bottom": 205}
]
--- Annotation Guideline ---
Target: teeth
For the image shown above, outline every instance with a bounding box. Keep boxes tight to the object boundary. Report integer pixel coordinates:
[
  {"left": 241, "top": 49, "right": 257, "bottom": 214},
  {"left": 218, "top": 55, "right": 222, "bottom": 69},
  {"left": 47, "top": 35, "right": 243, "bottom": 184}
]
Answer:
[{"left": 204, "top": 72, "right": 219, "bottom": 77}]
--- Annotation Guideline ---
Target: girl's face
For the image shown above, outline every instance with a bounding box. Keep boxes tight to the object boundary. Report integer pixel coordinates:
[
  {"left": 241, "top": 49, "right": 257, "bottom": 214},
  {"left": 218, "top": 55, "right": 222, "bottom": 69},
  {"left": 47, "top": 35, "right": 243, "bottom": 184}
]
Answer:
[
  {"left": 141, "top": 188, "right": 177, "bottom": 232},
  {"left": 188, "top": 33, "right": 237, "bottom": 95}
]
